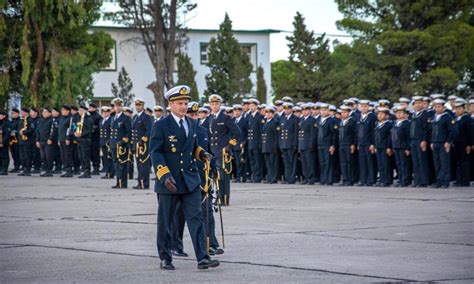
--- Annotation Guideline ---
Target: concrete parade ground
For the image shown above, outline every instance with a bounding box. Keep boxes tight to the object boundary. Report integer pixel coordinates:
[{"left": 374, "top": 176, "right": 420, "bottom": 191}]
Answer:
[{"left": 0, "top": 175, "right": 473, "bottom": 283}]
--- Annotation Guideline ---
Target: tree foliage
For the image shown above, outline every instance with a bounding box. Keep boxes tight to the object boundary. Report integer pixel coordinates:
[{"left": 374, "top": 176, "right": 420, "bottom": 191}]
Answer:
[
  {"left": 111, "top": 67, "right": 135, "bottom": 107},
  {"left": 1, "top": 0, "right": 114, "bottom": 108},
  {"left": 205, "top": 13, "right": 253, "bottom": 104},
  {"left": 256, "top": 65, "right": 267, "bottom": 104},
  {"left": 176, "top": 52, "right": 199, "bottom": 102}
]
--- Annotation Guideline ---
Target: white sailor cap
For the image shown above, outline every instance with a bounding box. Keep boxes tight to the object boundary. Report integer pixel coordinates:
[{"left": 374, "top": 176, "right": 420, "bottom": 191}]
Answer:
[
  {"left": 313, "top": 102, "right": 322, "bottom": 109},
  {"left": 399, "top": 97, "right": 410, "bottom": 103},
  {"left": 393, "top": 105, "right": 408, "bottom": 113},
  {"left": 282, "top": 96, "right": 293, "bottom": 103},
  {"left": 319, "top": 103, "right": 329, "bottom": 109},
  {"left": 359, "top": 99, "right": 370, "bottom": 105},
  {"left": 154, "top": 105, "right": 163, "bottom": 111},
  {"left": 134, "top": 98, "right": 145, "bottom": 105},
  {"left": 412, "top": 96, "right": 423, "bottom": 101},
  {"left": 469, "top": 99, "right": 474, "bottom": 105},
  {"left": 248, "top": 98, "right": 260, "bottom": 105},
  {"left": 378, "top": 99, "right": 390, "bottom": 105},
  {"left": 283, "top": 102, "right": 294, "bottom": 109},
  {"left": 376, "top": 107, "right": 390, "bottom": 113},
  {"left": 454, "top": 98, "right": 466, "bottom": 107},
  {"left": 301, "top": 103, "right": 312, "bottom": 110},
  {"left": 430, "top": 93, "right": 445, "bottom": 100},
  {"left": 274, "top": 100, "right": 284, "bottom": 106},
  {"left": 187, "top": 101, "right": 200, "bottom": 113},
  {"left": 198, "top": 107, "right": 209, "bottom": 113},
  {"left": 101, "top": 106, "right": 111, "bottom": 112},
  {"left": 209, "top": 94, "right": 223, "bottom": 103},
  {"left": 165, "top": 85, "right": 191, "bottom": 101},
  {"left": 447, "top": 95, "right": 458, "bottom": 100},
  {"left": 258, "top": 103, "right": 267, "bottom": 109},
  {"left": 292, "top": 106, "right": 302, "bottom": 112},
  {"left": 339, "top": 105, "right": 351, "bottom": 111},
  {"left": 329, "top": 105, "right": 337, "bottom": 111},
  {"left": 265, "top": 106, "right": 276, "bottom": 112},
  {"left": 233, "top": 104, "right": 243, "bottom": 110},
  {"left": 433, "top": 98, "right": 446, "bottom": 105}
]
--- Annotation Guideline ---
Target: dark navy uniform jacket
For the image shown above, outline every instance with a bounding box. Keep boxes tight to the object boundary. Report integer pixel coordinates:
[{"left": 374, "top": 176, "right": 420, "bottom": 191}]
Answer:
[
  {"left": 317, "top": 116, "right": 338, "bottom": 147},
  {"left": 10, "top": 117, "right": 20, "bottom": 143},
  {"left": 0, "top": 119, "right": 10, "bottom": 145},
  {"left": 247, "top": 111, "right": 264, "bottom": 151},
  {"left": 150, "top": 115, "right": 205, "bottom": 195},
  {"left": 36, "top": 117, "right": 53, "bottom": 143},
  {"left": 374, "top": 120, "right": 393, "bottom": 149},
  {"left": 339, "top": 117, "right": 357, "bottom": 146},
  {"left": 261, "top": 118, "right": 279, "bottom": 154},
  {"left": 110, "top": 112, "right": 131, "bottom": 149},
  {"left": 199, "top": 116, "right": 210, "bottom": 129},
  {"left": 391, "top": 120, "right": 411, "bottom": 150},
  {"left": 410, "top": 110, "right": 431, "bottom": 142},
  {"left": 75, "top": 114, "right": 93, "bottom": 142},
  {"left": 100, "top": 116, "right": 112, "bottom": 147},
  {"left": 431, "top": 112, "right": 454, "bottom": 144},
  {"left": 50, "top": 116, "right": 59, "bottom": 142},
  {"left": 208, "top": 111, "right": 240, "bottom": 157},
  {"left": 233, "top": 115, "right": 248, "bottom": 152},
  {"left": 17, "top": 117, "right": 35, "bottom": 145},
  {"left": 453, "top": 113, "right": 472, "bottom": 145},
  {"left": 89, "top": 111, "right": 101, "bottom": 141},
  {"left": 279, "top": 114, "right": 299, "bottom": 150},
  {"left": 298, "top": 116, "right": 316, "bottom": 151},
  {"left": 357, "top": 112, "right": 376, "bottom": 146},
  {"left": 58, "top": 115, "right": 74, "bottom": 142},
  {"left": 131, "top": 111, "right": 153, "bottom": 150}
]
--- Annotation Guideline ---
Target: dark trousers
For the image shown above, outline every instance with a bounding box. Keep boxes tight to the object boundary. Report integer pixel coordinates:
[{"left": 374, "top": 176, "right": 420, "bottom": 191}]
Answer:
[
  {"left": 313, "top": 149, "right": 320, "bottom": 182},
  {"left": 432, "top": 143, "right": 451, "bottom": 187},
  {"left": 0, "top": 145, "right": 9, "bottom": 173},
  {"left": 394, "top": 149, "right": 411, "bottom": 186},
  {"left": 454, "top": 142, "right": 470, "bottom": 186},
  {"left": 248, "top": 148, "right": 264, "bottom": 182},
  {"left": 128, "top": 155, "right": 134, "bottom": 179},
  {"left": 90, "top": 140, "right": 100, "bottom": 171},
  {"left": 39, "top": 142, "right": 54, "bottom": 173},
  {"left": 299, "top": 149, "right": 315, "bottom": 184},
  {"left": 339, "top": 145, "right": 356, "bottom": 185},
  {"left": 358, "top": 145, "right": 376, "bottom": 185},
  {"left": 78, "top": 140, "right": 91, "bottom": 174},
  {"left": 263, "top": 152, "right": 279, "bottom": 183},
  {"left": 171, "top": 201, "right": 185, "bottom": 252},
  {"left": 234, "top": 149, "right": 246, "bottom": 182},
  {"left": 19, "top": 144, "right": 33, "bottom": 173},
  {"left": 59, "top": 142, "right": 73, "bottom": 173},
  {"left": 9, "top": 143, "right": 20, "bottom": 170},
  {"left": 201, "top": 192, "right": 219, "bottom": 249},
  {"left": 156, "top": 191, "right": 207, "bottom": 263},
  {"left": 411, "top": 141, "right": 429, "bottom": 186},
  {"left": 217, "top": 159, "right": 231, "bottom": 206},
  {"left": 73, "top": 143, "right": 81, "bottom": 172},
  {"left": 101, "top": 146, "right": 114, "bottom": 177},
  {"left": 112, "top": 147, "right": 128, "bottom": 188},
  {"left": 376, "top": 148, "right": 393, "bottom": 185},
  {"left": 318, "top": 146, "right": 333, "bottom": 185},
  {"left": 281, "top": 148, "right": 297, "bottom": 184},
  {"left": 32, "top": 145, "right": 41, "bottom": 171},
  {"left": 135, "top": 154, "right": 151, "bottom": 188}
]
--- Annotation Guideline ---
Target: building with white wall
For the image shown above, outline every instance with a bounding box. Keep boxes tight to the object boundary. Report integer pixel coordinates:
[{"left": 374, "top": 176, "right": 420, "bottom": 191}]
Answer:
[{"left": 91, "top": 26, "right": 278, "bottom": 108}]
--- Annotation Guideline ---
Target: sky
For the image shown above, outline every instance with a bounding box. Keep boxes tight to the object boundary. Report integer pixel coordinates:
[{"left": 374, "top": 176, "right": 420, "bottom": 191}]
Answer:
[{"left": 185, "top": 0, "right": 353, "bottom": 62}]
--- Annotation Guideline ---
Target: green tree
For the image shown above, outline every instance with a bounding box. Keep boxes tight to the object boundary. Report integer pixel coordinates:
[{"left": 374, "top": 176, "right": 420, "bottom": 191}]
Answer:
[
  {"left": 1, "top": 0, "right": 114, "bottom": 107},
  {"left": 286, "top": 12, "right": 331, "bottom": 101},
  {"left": 256, "top": 65, "right": 267, "bottom": 104},
  {"left": 111, "top": 67, "right": 135, "bottom": 107},
  {"left": 335, "top": 0, "right": 474, "bottom": 98},
  {"left": 271, "top": 60, "right": 298, "bottom": 100},
  {"left": 176, "top": 53, "right": 199, "bottom": 102},
  {"left": 205, "top": 13, "right": 253, "bottom": 104}
]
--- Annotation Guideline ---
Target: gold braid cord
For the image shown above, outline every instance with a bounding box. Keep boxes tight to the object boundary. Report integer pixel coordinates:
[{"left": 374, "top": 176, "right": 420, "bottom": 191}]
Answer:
[
  {"left": 222, "top": 148, "right": 233, "bottom": 174},
  {"left": 116, "top": 144, "right": 129, "bottom": 164}
]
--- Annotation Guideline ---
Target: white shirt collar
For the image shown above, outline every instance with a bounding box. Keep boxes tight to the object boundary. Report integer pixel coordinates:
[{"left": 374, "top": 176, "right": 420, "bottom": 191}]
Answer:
[{"left": 171, "top": 112, "right": 186, "bottom": 126}]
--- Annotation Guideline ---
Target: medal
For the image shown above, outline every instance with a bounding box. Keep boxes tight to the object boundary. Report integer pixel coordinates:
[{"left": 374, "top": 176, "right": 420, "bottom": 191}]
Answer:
[{"left": 171, "top": 147, "right": 176, "bottom": 152}]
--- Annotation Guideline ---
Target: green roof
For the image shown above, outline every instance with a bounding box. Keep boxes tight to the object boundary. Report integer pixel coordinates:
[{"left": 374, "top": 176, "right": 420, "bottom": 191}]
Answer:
[{"left": 91, "top": 25, "right": 280, "bottom": 34}]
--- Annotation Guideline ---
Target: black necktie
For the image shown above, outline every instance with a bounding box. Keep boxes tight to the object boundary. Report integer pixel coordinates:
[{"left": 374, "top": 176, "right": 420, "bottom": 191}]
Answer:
[{"left": 179, "top": 119, "right": 186, "bottom": 137}]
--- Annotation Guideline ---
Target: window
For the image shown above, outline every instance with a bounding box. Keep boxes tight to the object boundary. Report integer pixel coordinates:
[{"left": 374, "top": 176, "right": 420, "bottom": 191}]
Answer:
[
  {"left": 200, "top": 42, "right": 258, "bottom": 71},
  {"left": 102, "top": 40, "right": 117, "bottom": 71}
]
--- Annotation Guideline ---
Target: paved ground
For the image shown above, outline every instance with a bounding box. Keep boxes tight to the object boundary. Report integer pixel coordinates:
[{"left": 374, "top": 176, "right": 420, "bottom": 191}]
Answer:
[{"left": 1, "top": 174, "right": 473, "bottom": 283}]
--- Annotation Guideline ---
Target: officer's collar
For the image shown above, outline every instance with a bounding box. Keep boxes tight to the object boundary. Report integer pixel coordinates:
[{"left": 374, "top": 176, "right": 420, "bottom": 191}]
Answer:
[{"left": 171, "top": 112, "right": 186, "bottom": 125}]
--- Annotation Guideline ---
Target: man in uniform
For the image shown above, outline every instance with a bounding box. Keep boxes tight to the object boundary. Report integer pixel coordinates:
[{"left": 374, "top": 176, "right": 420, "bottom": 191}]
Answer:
[
  {"left": 51, "top": 107, "right": 62, "bottom": 173},
  {"left": 75, "top": 105, "right": 92, "bottom": 178},
  {"left": 70, "top": 106, "right": 81, "bottom": 174},
  {"left": 357, "top": 100, "right": 377, "bottom": 186},
  {"left": 430, "top": 99, "right": 454, "bottom": 188},
  {"left": 88, "top": 103, "right": 102, "bottom": 175},
  {"left": 410, "top": 96, "right": 431, "bottom": 187},
  {"left": 150, "top": 85, "right": 219, "bottom": 270},
  {"left": 8, "top": 109, "right": 21, "bottom": 173},
  {"left": 29, "top": 108, "right": 41, "bottom": 173},
  {"left": 124, "top": 107, "right": 135, "bottom": 180},
  {"left": 374, "top": 107, "right": 393, "bottom": 186},
  {"left": 391, "top": 106, "right": 412, "bottom": 187},
  {"left": 131, "top": 98, "right": 154, "bottom": 189},
  {"left": 338, "top": 105, "right": 357, "bottom": 186},
  {"left": 0, "top": 110, "right": 10, "bottom": 175},
  {"left": 208, "top": 94, "right": 240, "bottom": 206},
  {"left": 317, "top": 103, "right": 338, "bottom": 185},
  {"left": 58, "top": 105, "right": 74, "bottom": 177},
  {"left": 261, "top": 106, "right": 280, "bottom": 184},
  {"left": 279, "top": 102, "right": 299, "bottom": 184},
  {"left": 154, "top": 105, "right": 164, "bottom": 122},
  {"left": 232, "top": 104, "right": 248, "bottom": 183},
  {"left": 17, "top": 108, "right": 34, "bottom": 176},
  {"left": 246, "top": 98, "right": 264, "bottom": 183},
  {"left": 452, "top": 98, "right": 471, "bottom": 186},
  {"left": 110, "top": 98, "right": 131, "bottom": 189},
  {"left": 100, "top": 106, "right": 114, "bottom": 179},
  {"left": 298, "top": 103, "right": 316, "bottom": 185},
  {"left": 36, "top": 108, "right": 54, "bottom": 177}
]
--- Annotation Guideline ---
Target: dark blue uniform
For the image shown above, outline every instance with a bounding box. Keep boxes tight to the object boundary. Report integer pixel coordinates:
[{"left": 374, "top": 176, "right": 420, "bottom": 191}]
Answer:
[
  {"left": 110, "top": 112, "right": 131, "bottom": 188},
  {"left": 208, "top": 111, "right": 240, "bottom": 205},
  {"left": 279, "top": 114, "right": 299, "bottom": 184},
  {"left": 247, "top": 111, "right": 265, "bottom": 183},
  {"left": 150, "top": 115, "right": 208, "bottom": 264},
  {"left": 233, "top": 115, "right": 248, "bottom": 182},
  {"left": 374, "top": 120, "right": 393, "bottom": 186},
  {"left": 100, "top": 116, "right": 114, "bottom": 178},
  {"left": 36, "top": 116, "right": 55, "bottom": 175},
  {"left": 58, "top": 114, "right": 75, "bottom": 176},
  {"left": 391, "top": 119, "right": 412, "bottom": 187},
  {"left": 431, "top": 112, "right": 454, "bottom": 187},
  {"left": 89, "top": 110, "right": 102, "bottom": 173},
  {"left": 9, "top": 117, "right": 20, "bottom": 172},
  {"left": 453, "top": 113, "right": 472, "bottom": 186},
  {"left": 18, "top": 117, "right": 35, "bottom": 175},
  {"left": 131, "top": 111, "right": 154, "bottom": 189},
  {"left": 357, "top": 112, "right": 377, "bottom": 186},
  {"left": 261, "top": 117, "right": 280, "bottom": 183},
  {"left": 317, "top": 116, "right": 338, "bottom": 185},
  {"left": 0, "top": 118, "right": 11, "bottom": 174},
  {"left": 410, "top": 110, "right": 431, "bottom": 187},
  {"left": 298, "top": 115, "right": 316, "bottom": 184},
  {"left": 338, "top": 117, "right": 357, "bottom": 185},
  {"left": 75, "top": 114, "right": 93, "bottom": 177}
]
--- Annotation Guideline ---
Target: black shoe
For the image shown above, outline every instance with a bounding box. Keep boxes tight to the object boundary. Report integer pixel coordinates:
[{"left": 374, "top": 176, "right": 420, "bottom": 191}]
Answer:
[
  {"left": 209, "top": 247, "right": 224, "bottom": 256},
  {"left": 78, "top": 173, "right": 91, "bottom": 178},
  {"left": 101, "top": 175, "right": 110, "bottom": 179},
  {"left": 431, "top": 184, "right": 441, "bottom": 188},
  {"left": 91, "top": 171, "right": 100, "bottom": 176},
  {"left": 172, "top": 250, "right": 188, "bottom": 257},
  {"left": 31, "top": 169, "right": 40, "bottom": 174},
  {"left": 197, "top": 258, "right": 220, "bottom": 269},
  {"left": 0, "top": 171, "right": 7, "bottom": 175},
  {"left": 132, "top": 185, "right": 143, "bottom": 190},
  {"left": 111, "top": 185, "right": 120, "bottom": 189},
  {"left": 160, "top": 260, "right": 175, "bottom": 270},
  {"left": 18, "top": 172, "right": 31, "bottom": 176},
  {"left": 40, "top": 173, "right": 53, "bottom": 177},
  {"left": 9, "top": 168, "right": 19, "bottom": 173},
  {"left": 442, "top": 185, "right": 449, "bottom": 189},
  {"left": 357, "top": 182, "right": 366, "bottom": 186}
]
